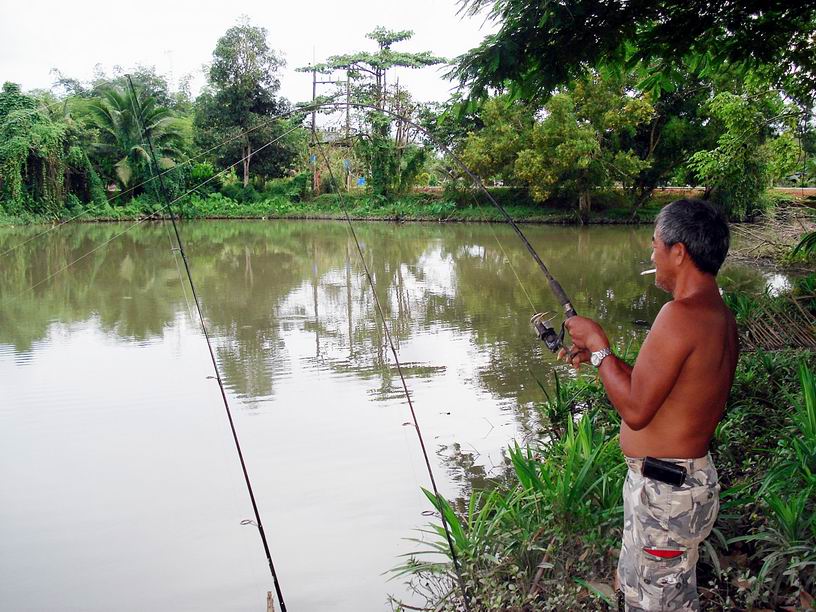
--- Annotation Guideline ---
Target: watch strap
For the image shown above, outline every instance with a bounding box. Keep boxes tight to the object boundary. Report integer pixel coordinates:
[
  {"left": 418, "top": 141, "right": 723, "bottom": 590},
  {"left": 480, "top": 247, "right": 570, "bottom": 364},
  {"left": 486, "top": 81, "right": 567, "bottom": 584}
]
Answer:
[{"left": 591, "top": 347, "right": 612, "bottom": 367}]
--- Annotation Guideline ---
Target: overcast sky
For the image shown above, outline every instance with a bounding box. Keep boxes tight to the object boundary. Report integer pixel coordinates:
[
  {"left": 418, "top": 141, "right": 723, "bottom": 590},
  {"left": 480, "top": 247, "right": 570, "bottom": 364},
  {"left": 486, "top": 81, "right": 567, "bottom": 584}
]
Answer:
[{"left": 0, "top": 0, "right": 496, "bottom": 104}]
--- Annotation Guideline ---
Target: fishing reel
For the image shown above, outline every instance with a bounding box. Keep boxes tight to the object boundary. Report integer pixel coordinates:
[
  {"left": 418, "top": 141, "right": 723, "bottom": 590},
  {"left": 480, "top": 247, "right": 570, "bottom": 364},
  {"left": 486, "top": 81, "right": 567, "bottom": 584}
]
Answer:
[{"left": 530, "top": 312, "right": 567, "bottom": 353}]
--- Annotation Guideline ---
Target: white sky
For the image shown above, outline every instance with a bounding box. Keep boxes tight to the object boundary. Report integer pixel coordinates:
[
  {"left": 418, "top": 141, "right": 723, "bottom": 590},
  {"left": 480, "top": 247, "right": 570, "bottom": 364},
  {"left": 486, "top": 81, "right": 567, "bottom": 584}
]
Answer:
[{"left": 0, "top": 0, "right": 496, "bottom": 104}]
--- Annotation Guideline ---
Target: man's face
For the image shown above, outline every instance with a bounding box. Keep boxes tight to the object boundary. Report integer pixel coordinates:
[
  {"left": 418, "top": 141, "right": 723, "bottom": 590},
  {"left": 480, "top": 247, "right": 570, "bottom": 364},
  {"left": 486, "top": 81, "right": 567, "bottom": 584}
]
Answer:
[{"left": 651, "top": 232, "right": 674, "bottom": 293}]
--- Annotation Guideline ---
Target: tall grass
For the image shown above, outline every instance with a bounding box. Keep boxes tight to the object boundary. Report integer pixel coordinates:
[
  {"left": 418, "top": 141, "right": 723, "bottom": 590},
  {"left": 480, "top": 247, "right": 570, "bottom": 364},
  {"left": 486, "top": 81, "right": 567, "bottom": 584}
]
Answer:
[
  {"left": 727, "top": 362, "right": 816, "bottom": 604},
  {"left": 393, "top": 377, "right": 625, "bottom": 610}
]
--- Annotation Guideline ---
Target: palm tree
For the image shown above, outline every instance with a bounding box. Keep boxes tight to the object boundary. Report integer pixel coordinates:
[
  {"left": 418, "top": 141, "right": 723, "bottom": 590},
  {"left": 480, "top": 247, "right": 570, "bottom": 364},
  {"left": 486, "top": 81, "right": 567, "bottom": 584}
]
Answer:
[{"left": 87, "top": 86, "right": 184, "bottom": 191}]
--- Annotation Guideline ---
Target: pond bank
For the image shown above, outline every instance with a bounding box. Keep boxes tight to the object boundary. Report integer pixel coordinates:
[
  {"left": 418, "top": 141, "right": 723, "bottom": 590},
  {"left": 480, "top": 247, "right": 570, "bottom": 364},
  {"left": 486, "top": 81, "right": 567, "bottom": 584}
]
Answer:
[
  {"left": 0, "top": 188, "right": 702, "bottom": 227},
  {"left": 3, "top": 188, "right": 811, "bottom": 230}
]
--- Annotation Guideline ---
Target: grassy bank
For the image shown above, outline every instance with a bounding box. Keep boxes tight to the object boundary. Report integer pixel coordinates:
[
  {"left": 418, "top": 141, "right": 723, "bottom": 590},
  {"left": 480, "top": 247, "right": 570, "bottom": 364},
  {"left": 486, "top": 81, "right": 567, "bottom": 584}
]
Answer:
[
  {"left": 394, "top": 348, "right": 816, "bottom": 611},
  {"left": 0, "top": 187, "right": 690, "bottom": 226},
  {"left": 3, "top": 183, "right": 812, "bottom": 228}
]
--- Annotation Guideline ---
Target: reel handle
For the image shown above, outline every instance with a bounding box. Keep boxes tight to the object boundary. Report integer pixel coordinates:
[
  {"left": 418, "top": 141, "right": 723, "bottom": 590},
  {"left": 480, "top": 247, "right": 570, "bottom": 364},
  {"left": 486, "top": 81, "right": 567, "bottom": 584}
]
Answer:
[{"left": 532, "top": 281, "right": 577, "bottom": 353}]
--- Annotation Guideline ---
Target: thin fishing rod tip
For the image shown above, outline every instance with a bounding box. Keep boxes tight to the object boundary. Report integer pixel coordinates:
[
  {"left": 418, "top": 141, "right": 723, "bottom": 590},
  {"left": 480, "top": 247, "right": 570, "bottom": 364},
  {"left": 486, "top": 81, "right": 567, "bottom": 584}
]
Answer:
[{"left": 640, "top": 268, "right": 657, "bottom": 275}]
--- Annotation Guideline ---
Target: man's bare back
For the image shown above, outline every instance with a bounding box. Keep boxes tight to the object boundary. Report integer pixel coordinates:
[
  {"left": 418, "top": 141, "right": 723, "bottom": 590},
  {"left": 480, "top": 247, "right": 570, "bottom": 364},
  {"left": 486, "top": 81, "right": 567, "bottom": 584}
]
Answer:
[{"left": 620, "top": 291, "right": 738, "bottom": 458}]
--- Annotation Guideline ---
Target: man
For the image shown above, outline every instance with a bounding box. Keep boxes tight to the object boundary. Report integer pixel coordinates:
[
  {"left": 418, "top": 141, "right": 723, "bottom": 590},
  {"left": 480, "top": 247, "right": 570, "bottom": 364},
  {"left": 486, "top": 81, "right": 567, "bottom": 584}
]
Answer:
[{"left": 562, "top": 198, "right": 738, "bottom": 611}]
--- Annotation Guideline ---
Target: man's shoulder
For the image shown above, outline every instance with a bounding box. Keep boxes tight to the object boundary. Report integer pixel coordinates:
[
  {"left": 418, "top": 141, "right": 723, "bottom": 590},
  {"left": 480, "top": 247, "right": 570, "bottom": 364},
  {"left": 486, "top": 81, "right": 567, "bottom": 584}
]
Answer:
[
  {"left": 649, "top": 301, "right": 698, "bottom": 348},
  {"left": 655, "top": 299, "right": 694, "bottom": 324},
  {"left": 653, "top": 295, "right": 734, "bottom": 346}
]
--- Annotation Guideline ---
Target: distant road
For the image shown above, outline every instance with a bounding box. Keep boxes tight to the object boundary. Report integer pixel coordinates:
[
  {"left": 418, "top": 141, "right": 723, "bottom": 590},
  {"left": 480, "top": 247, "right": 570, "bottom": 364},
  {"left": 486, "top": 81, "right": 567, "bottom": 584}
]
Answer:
[{"left": 655, "top": 187, "right": 816, "bottom": 196}]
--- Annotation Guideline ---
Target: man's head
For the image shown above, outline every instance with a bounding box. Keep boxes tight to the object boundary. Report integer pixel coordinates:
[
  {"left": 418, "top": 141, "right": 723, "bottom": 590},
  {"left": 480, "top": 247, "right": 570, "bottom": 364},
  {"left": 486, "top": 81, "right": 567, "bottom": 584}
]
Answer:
[{"left": 652, "top": 199, "right": 730, "bottom": 292}]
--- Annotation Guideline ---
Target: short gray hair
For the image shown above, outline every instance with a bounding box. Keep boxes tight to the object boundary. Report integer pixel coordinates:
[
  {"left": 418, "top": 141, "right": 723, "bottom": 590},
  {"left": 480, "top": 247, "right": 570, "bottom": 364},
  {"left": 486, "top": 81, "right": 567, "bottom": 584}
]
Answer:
[{"left": 655, "top": 199, "right": 730, "bottom": 275}]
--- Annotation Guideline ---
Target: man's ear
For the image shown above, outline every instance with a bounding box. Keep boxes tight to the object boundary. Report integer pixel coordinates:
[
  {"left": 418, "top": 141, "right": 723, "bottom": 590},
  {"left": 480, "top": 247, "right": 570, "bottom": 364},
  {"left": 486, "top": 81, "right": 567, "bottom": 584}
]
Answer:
[{"left": 671, "top": 242, "right": 688, "bottom": 265}]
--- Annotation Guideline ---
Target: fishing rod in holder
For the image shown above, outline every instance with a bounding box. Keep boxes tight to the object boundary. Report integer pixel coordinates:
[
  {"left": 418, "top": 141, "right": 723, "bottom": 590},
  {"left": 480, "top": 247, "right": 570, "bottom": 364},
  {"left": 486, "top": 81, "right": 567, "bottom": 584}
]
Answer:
[{"left": 126, "top": 75, "right": 288, "bottom": 611}]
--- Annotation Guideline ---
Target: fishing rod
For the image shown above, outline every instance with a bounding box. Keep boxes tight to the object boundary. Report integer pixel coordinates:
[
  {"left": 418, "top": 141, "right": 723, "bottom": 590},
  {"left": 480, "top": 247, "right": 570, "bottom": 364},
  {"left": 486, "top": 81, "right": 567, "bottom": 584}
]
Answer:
[
  {"left": 126, "top": 76, "right": 289, "bottom": 611},
  {"left": 314, "top": 101, "right": 577, "bottom": 352},
  {"left": 310, "top": 133, "right": 474, "bottom": 612},
  {"left": 19, "top": 93, "right": 575, "bottom": 608},
  {"left": 309, "top": 98, "right": 581, "bottom": 609}
]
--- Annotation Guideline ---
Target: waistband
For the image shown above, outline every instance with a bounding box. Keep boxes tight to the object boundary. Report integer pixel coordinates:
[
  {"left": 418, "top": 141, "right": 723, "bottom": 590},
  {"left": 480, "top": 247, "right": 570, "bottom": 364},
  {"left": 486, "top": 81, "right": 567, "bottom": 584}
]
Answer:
[{"left": 625, "top": 453, "right": 712, "bottom": 473}]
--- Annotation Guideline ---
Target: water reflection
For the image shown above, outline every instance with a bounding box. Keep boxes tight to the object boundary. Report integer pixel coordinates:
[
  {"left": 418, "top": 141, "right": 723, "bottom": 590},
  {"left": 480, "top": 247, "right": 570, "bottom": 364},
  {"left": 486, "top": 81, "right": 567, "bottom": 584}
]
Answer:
[
  {"left": 0, "top": 220, "right": 777, "bottom": 610},
  {"left": 1, "top": 220, "right": 777, "bottom": 405}
]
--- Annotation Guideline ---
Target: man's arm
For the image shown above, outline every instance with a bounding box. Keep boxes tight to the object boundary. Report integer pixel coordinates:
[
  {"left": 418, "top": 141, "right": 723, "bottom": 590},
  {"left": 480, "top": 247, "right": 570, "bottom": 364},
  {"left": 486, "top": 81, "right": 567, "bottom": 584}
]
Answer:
[{"left": 564, "top": 303, "right": 693, "bottom": 430}]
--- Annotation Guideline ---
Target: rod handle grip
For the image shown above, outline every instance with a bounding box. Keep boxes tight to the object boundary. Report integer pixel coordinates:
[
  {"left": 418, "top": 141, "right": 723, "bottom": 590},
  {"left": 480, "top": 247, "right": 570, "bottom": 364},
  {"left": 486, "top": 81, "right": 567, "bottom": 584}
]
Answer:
[{"left": 548, "top": 279, "right": 577, "bottom": 318}]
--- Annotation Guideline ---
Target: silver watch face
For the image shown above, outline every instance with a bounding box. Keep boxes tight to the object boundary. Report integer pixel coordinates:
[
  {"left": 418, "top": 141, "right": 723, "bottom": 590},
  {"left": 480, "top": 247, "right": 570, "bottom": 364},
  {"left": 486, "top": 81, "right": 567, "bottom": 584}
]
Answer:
[{"left": 591, "top": 349, "right": 609, "bottom": 367}]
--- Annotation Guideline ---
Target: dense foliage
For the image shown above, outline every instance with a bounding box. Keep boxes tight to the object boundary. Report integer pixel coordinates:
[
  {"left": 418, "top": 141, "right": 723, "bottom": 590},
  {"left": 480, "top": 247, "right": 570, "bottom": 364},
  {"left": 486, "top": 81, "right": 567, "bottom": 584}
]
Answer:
[
  {"left": 0, "top": 83, "right": 103, "bottom": 214},
  {"left": 453, "top": 0, "right": 816, "bottom": 105},
  {"left": 1, "top": 11, "right": 815, "bottom": 225},
  {"left": 448, "top": 0, "right": 816, "bottom": 221}
]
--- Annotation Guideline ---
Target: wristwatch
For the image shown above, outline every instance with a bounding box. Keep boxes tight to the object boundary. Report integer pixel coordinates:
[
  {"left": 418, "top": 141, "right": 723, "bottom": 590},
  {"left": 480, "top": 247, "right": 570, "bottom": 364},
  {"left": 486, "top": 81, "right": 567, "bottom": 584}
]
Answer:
[{"left": 590, "top": 347, "right": 612, "bottom": 367}]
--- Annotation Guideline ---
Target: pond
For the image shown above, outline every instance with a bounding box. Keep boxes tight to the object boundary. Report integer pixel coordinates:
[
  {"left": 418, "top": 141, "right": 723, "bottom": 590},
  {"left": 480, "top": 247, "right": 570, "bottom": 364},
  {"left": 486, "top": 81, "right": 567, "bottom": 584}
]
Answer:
[{"left": 0, "top": 219, "right": 774, "bottom": 611}]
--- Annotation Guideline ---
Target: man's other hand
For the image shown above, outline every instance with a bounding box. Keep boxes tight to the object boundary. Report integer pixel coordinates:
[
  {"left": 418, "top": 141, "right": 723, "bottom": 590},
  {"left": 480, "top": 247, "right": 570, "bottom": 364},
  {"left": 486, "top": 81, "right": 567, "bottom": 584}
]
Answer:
[{"left": 564, "top": 316, "right": 610, "bottom": 352}]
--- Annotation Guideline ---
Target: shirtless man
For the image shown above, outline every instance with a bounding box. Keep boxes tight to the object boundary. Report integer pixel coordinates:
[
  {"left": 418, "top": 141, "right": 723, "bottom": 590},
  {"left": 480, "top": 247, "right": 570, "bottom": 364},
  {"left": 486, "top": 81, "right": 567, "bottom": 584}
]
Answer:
[{"left": 562, "top": 199, "right": 739, "bottom": 611}]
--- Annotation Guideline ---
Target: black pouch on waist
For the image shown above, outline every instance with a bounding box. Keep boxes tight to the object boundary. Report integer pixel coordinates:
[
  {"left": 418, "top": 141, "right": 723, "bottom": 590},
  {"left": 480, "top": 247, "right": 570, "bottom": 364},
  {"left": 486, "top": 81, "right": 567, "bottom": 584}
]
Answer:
[{"left": 642, "top": 457, "right": 687, "bottom": 486}]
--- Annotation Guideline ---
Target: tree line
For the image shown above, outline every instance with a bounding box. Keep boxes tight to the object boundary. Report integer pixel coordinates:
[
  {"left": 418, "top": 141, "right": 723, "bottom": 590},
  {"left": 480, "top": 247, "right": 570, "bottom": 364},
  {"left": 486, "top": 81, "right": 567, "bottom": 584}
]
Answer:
[{"left": 1, "top": 6, "right": 816, "bottom": 223}]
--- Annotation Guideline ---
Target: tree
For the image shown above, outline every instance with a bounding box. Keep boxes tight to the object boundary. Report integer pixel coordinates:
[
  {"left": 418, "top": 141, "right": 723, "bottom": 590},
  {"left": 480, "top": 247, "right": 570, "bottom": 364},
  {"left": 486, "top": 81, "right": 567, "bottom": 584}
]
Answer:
[
  {"left": 514, "top": 76, "right": 653, "bottom": 222},
  {"left": 302, "top": 27, "right": 445, "bottom": 198},
  {"left": 308, "top": 27, "right": 444, "bottom": 110},
  {"left": 621, "top": 78, "right": 717, "bottom": 215},
  {"left": 86, "top": 85, "right": 185, "bottom": 192},
  {"left": 195, "top": 19, "right": 292, "bottom": 187},
  {"left": 459, "top": 95, "right": 534, "bottom": 183},
  {"left": 687, "top": 88, "right": 798, "bottom": 220},
  {"left": 0, "top": 83, "right": 102, "bottom": 214},
  {"left": 454, "top": 0, "right": 816, "bottom": 104}
]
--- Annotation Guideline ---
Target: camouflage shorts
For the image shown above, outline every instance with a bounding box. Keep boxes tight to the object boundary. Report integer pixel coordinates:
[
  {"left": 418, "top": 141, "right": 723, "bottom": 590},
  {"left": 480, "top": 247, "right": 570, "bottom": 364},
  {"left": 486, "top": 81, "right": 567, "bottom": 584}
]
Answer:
[{"left": 617, "top": 454, "right": 720, "bottom": 611}]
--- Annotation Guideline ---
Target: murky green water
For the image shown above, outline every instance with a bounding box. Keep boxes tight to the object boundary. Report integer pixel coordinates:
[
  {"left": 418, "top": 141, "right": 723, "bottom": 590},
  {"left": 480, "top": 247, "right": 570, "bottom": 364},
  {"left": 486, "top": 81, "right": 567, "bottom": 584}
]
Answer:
[{"left": 0, "top": 220, "right": 773, "bottom": 610}]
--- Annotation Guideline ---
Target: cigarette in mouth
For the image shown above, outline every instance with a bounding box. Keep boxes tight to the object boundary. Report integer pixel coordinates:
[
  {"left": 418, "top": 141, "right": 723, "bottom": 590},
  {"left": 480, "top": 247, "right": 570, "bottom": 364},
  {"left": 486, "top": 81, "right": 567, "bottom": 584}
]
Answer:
[{"left": 640, "top": 268, "right": 657, "bottom": 276}]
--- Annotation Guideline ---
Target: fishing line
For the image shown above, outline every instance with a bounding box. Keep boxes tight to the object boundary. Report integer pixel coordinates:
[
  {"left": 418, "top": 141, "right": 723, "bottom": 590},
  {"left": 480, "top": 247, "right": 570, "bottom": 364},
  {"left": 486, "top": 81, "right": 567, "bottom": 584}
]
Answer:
[
  {"left": 12, "top": 97, "right": 573, "bottom": 607},
  {"left": 321, "top": 102, "right": 577, "bottom": 321},
  {"left": 127, "top": 75, "right": 288, "bottom": 611},
  {"left": 22, "top": 125, "right": 300, "bottom": 296},
  {"left": 311, "top": 135, "right": 472, "bottom": 612},
  {"left": 0, "top": 98, "right": 337, "bottom": 260},
  {"left": 14, "top": 98, "right": 569, "bottom": 322}
]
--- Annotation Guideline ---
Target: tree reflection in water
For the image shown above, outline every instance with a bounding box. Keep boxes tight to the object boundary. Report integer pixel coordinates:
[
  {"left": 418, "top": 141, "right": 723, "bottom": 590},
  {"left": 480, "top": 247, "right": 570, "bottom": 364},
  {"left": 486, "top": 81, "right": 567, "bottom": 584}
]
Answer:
[{"left": 0, "top": 218, "right": 774, "bottom": 432}]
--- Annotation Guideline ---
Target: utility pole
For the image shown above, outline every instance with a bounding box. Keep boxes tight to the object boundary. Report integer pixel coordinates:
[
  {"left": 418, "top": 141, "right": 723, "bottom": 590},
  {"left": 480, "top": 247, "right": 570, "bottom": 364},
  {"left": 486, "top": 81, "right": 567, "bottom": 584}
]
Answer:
[
  {"left": 311, "top": 66, "right": 318, "bottom": 194},
  {"left": 345, "top": 72, "right": 351, "bottom": 142},
  {"left": 346, "top": 72, "right": 352, "bottom": 190},
  {"left": 309, "top": 52, "right": 359, "bottom": 193}
]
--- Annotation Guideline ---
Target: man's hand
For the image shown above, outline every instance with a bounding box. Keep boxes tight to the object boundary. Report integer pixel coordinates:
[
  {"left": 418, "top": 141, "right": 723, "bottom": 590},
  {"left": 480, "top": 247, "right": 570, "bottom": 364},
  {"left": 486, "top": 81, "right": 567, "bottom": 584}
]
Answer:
[
  {"left": 564, "top": 316, "right": 610, "bottom": 353},
  {"left": 557, "top": 346, "right": 591, "bottom": 370}
]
